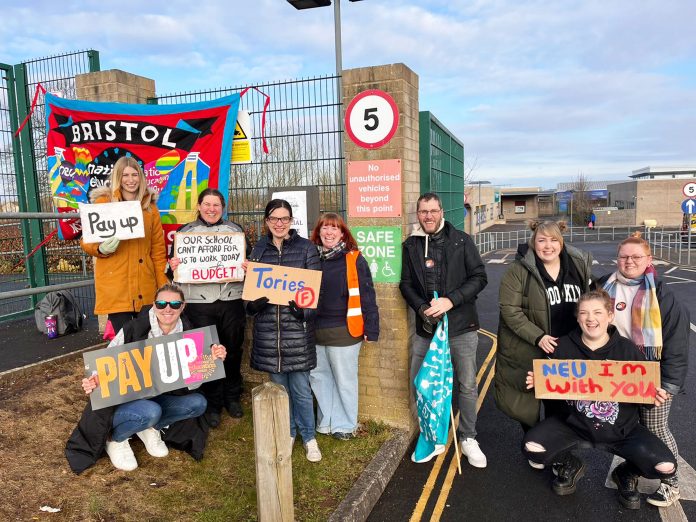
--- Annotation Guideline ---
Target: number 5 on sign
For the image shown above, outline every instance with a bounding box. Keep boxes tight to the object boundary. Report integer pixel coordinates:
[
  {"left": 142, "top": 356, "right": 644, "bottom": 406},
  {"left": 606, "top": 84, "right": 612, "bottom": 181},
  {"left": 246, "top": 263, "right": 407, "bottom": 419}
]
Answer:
[{"left": 345, "top": 89, "right": 399, "bottom": 149}]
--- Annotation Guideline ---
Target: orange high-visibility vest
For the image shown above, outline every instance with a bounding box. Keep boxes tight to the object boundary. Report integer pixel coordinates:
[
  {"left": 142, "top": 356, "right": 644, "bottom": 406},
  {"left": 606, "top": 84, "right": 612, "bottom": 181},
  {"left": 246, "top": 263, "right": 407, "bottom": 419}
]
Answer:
[{"left": 346, "top": 250, "right": 364, "bottom": 337}]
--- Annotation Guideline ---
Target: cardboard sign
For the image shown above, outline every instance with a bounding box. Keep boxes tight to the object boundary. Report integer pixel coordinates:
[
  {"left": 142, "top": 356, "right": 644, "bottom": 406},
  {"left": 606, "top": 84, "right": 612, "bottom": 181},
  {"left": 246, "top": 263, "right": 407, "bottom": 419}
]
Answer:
[
  {"left": 84, "top": 326, "right": 224, "bottom": 410},
  {"left": 242, "top": 262, "right": 322, "bottom": 308},
  {"left": 173, "top": 231, "right": 246, "bottom": 283},
  {"left": 533, "top": 359, "right": 660, "bottom": 404},
  {"left": 79, "top": 201, "right": 145, "bottom": 243}
]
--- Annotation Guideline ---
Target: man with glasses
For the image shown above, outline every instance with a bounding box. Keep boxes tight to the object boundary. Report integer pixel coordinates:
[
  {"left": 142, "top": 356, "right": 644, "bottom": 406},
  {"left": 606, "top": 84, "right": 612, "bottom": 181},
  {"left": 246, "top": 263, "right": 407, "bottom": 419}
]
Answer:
[{"left": 400, "top": 192, "right": 489, "bottom": 466}]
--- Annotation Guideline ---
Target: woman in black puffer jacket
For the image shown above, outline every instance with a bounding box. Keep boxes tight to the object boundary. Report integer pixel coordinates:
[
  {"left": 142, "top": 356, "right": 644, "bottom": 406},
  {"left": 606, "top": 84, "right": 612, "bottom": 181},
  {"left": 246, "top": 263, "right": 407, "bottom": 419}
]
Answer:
[{"left": 246, "top": 199, "right": 322, "bottom": 462}]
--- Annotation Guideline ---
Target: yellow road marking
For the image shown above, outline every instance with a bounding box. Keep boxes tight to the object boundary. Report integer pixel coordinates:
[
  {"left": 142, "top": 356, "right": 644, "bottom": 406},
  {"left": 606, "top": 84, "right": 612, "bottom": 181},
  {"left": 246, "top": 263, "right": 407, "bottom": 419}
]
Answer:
[{"left": 409, "top": 330, "right": 498, "bottom": 522}]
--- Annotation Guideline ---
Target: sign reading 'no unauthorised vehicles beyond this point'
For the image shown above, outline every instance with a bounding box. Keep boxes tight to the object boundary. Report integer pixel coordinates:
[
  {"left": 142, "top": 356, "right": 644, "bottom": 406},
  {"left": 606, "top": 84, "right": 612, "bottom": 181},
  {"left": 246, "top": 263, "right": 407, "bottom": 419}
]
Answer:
[
  {"left": 84, "top": 326, "right": 224, "bottom": 410},
  {"left": 173, "top": 231, "right": 246, "bottom": 284},
  {"left": 347, "top": 159, "right": 402, "bottom": 217},
  {"left": 242, "top": 262, "right": 322, "bottom": 309},
  {"left": 79, "top": 200, "right": 145, "bottom": 243},
  {"left": 533, "top": 359, "right": 660, "bottom": 404}
]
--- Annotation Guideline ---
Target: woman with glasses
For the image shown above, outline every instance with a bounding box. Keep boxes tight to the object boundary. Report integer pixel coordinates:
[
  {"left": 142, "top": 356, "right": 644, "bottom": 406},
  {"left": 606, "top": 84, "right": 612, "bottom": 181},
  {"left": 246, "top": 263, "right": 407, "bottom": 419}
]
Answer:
[
  {"left": 66, "top": 284, "right": 227, "bottom": 473},
  {"left": 245, "top": 199, "right": 323, "bottom": 462},
  {"left": 598, "top": 232, "right": 689, "bottom": 507},
  {"left": 168, "top": 188, "right": 249, "bottom": 426},
  {"left": 496, "top": 220, "right": 593, "bottom": 430},
  {"left": 80, "top": 156, "right": 168, "bottom": 335}
]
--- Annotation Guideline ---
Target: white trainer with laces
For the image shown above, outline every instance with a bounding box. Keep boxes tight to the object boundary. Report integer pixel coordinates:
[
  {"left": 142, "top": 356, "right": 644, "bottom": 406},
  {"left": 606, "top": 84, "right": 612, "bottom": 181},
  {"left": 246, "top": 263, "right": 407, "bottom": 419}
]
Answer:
[
  {"left": 647, "top": 483, "right": 680, "bottom": 507},
  {"left": 460, "top": 438, "right": 487, "bottom": 468},
  {"left": 106, "top": 439, "right": 138, "bottom": 471},
  {"left": 136, "top": 427, "right": 169, "bottom": 458},
  {"left": 304, "top": 439, "right": 322, "bottom": 462}
]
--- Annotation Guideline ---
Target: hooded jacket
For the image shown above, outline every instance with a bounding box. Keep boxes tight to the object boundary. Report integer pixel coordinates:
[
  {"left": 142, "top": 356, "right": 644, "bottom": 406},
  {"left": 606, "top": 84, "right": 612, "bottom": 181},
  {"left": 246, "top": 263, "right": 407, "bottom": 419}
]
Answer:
[
  {"left": 248, "top": 230, "right": 321, "bottom": 373},
  {"left": 173, "top": 217, "right": 248, "bottom": 303},
  {"left": 494, "top": 243, "right": 593, "bottom": 428},
  {"left": 80, "top": 186, "right": 168, "bottom": 315},
  {"left": 64, "top": 312, "right": 210, "bottom": 474},
  {"left": 400, "top": 220, "right": 487, "bottom": 338},
  {"left": 597, "top": 273, "right": 690, "bottom": 396}
]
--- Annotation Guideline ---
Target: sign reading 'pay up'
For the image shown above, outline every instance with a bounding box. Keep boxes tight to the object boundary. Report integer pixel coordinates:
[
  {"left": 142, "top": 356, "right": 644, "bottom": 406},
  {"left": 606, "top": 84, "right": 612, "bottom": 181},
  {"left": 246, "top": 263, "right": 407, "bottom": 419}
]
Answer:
[{"left": 79, "top": 201, "right": 145, "bottom": 243}]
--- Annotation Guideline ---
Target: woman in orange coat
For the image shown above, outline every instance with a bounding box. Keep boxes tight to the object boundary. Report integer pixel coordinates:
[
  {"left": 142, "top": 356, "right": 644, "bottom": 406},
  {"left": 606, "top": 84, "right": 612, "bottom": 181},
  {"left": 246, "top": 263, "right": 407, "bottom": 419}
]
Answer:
[{"left": 80, "top": 156, "right": 168, "bottom": 334}]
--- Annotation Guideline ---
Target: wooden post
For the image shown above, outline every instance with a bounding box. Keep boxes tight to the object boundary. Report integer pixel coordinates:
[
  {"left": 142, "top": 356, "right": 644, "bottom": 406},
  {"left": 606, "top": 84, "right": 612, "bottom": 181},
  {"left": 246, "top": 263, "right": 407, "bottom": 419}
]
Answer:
[{"left": 252, "top": 382, "right": 294, "bottom": 522}]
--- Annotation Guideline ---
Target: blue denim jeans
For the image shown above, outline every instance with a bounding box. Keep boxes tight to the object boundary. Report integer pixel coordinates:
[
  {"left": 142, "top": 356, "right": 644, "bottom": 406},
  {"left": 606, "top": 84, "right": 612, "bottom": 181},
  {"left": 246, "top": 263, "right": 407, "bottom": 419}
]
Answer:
[
  {"left": 410, "top": 330, "right": 479, "bottom": 439},
  {"left": 111, "top": 393, "right": 207, "bottom": 442},
  {"left": 269, "top": 371, "right": 316, "bottom": 443},
  {"left": 310, "top": 341, "right": 362, "bottom": 434}
]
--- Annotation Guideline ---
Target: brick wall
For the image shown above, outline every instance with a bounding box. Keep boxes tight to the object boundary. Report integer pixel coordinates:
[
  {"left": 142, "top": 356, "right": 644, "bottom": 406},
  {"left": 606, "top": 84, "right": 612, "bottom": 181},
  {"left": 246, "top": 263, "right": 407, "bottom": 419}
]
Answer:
[{"left": 76, "top": 69, "right": 155, "bottom": 104}]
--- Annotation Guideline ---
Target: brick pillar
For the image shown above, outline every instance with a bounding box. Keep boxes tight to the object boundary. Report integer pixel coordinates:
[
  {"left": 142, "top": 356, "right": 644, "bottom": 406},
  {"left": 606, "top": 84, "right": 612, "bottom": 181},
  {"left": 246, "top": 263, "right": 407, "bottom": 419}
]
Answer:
[
  {"left": 75, "top": 69, "right": 155, "bottom": 104},
  {"left": 342, "top": 64, "right": 419, "bottom": 431}
]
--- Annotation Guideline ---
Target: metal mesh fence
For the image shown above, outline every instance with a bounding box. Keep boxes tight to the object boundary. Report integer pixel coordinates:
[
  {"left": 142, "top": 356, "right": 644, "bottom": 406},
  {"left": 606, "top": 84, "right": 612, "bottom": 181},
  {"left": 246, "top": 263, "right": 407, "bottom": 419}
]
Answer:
[{"left": 150, "top": 75, "right": 344, "bottom": 240}]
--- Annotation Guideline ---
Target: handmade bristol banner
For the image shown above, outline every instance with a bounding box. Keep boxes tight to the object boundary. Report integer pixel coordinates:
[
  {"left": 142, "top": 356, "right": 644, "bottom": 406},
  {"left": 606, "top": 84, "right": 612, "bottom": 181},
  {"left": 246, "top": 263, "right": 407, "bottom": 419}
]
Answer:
[
  {"left": 79, "top": 201, "right": 145, "bottom": 243},
  {"left": 173, "top": 232, "right": 246, "bottom": 283},
  {"left": 533, "top": 359, "right": 661, "bottom": 405},
  {"left": 242, "top": 262, "right": 322, "bottom": 308},
  {"left": 45, "top": 93, "right": 240, "bottom": 240},
  {"left": 84, "top": 326, "right": 224, "bottom": 410}
]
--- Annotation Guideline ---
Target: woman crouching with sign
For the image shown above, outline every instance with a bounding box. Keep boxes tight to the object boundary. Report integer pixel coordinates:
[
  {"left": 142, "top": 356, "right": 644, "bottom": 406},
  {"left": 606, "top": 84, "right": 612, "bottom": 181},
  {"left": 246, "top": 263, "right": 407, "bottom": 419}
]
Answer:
[
  {"left": 245, "top": 199, "right": 323, "bottom": 462},
  {"left": 65, "top": 284, "right": 227, "bottom": 473},
  {"left": 523, "top": 290, "right": 676, "bottom": 510},
  {"left": 308, "top": 213, "right": 379, "bottom": 440},
  {"left": 80, "top": 156, "right": 169, "bottom": 334},
  {"left": 168, "top": 188, "right": 248, "bottom": 426}
]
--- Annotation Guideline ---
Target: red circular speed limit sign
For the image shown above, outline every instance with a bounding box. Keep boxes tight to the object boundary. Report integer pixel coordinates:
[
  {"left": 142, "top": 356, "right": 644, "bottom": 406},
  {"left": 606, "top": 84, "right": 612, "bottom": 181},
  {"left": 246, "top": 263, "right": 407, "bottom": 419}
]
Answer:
[
  {"left": 345, "top": 89, "right": 399, "bottom": 149},
  {"left": 683, "top": 182, "right": 696, "bottom": 198}
]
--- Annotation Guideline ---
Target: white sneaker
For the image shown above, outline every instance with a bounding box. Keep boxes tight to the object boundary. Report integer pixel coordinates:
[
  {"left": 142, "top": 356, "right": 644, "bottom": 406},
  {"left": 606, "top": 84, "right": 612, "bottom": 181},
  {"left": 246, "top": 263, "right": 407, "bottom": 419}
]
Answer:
[
  {"left": 106, "top": 439, "right": 138, "bottom": 471},
  {"left": 460, "top": 438, "right": 487, "bottom": 468},
  {"left": 304, "top": 439, "right": 322, "bottom": 462},
  {"left": 411, "top": 444, "right": 446, "bottom": 464},
  {"left": 136, "top": 427, "right": 169, "bottom": 457}
]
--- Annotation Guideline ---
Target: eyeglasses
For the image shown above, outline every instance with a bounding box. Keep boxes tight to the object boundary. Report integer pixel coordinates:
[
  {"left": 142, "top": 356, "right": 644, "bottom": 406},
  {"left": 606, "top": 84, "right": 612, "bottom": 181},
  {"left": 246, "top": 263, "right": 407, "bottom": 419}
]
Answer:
[
  {"left": 617, "top": 255, "right": 647, "bottom": 263},
  {"left": 417, "top": 209, "right": 442, "bottom": 216},
  {"left": 154, "top": 300, "right": 183, "bottom": 310},
  {"left": 267, "top": 216, "right": 292, "bottom": 224}
]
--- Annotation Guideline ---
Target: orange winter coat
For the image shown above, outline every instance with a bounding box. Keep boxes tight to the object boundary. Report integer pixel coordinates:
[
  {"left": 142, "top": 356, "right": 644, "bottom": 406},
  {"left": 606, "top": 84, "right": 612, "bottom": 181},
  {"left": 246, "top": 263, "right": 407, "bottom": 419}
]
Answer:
[{"left": 80, "top": 187, "right": 168, "bottom": 315}]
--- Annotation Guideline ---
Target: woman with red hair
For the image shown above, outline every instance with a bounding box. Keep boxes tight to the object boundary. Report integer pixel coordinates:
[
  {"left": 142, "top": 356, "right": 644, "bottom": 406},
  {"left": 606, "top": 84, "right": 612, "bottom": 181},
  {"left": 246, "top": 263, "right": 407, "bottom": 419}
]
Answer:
[{"left": 309, "top": 213, "right": 379, "bottom": 440}]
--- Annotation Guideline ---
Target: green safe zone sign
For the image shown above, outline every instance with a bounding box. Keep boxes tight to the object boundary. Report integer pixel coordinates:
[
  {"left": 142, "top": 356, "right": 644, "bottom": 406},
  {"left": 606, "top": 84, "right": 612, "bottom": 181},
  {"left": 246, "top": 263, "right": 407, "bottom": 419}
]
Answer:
[{"left": 352, "top": 226, "right": 401, "bottom": 283}]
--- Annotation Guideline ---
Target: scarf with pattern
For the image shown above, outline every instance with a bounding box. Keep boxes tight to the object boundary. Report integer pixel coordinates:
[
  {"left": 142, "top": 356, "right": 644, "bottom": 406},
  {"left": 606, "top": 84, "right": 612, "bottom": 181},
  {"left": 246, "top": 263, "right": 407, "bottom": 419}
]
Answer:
[
  {"left": 319, "top": 240, "right": 346, "bottom": 261},
  {"left": 603, "top": 265, "right": 662, "bottom": 360}
]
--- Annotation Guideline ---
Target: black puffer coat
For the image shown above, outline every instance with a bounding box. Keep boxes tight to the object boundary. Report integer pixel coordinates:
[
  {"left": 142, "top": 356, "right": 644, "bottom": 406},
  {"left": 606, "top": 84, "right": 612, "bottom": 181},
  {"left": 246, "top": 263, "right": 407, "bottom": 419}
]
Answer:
[{"left": 248, "top": 230, "right": 321, "bottom": 373}]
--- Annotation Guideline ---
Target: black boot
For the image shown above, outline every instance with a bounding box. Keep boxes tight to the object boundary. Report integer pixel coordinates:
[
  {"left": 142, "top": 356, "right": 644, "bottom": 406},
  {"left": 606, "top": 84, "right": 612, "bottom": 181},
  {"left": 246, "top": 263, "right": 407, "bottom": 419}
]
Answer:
[
  {"left": 552, "top": 453, "right": 586, "bottom": 495},
  {"left": 225, "top": 398, "right": 243, "bottom": 418},
  {"left": 612, "top": 462, "right": 641, "bottom": 510}
]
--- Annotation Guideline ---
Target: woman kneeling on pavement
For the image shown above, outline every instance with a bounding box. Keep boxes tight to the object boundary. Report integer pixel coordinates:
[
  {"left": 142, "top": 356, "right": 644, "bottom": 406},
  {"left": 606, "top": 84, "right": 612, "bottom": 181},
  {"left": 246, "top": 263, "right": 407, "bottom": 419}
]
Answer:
[
  {"left": 309, "top": 213, "right": 379, "bottom": 440},
  {"left": 523, "top": 290, "right": 676, "bottom": 510},
  {"left": 168, "top": 188, "right": 248, "bottom": 427},
  {"left": 65, "top": 284, "right": 226, "bottom": 473}
]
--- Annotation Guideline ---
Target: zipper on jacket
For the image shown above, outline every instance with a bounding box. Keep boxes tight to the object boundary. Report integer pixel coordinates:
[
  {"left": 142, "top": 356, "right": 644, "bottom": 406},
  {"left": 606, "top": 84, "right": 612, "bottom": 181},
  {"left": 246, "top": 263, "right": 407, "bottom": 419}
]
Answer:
[{"left": 277, "top": 242, "right": 282, "bottom": 373}]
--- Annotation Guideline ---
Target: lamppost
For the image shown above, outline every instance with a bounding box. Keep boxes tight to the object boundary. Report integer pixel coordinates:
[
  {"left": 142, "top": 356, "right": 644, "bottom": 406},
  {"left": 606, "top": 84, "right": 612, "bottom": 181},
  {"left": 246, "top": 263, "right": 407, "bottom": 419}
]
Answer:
[
  {"left": 286, "top": 0, "right": 363, "bottom": 212},
  {"left": 569, "top": 190, "right": 575, "bottom": 241}
]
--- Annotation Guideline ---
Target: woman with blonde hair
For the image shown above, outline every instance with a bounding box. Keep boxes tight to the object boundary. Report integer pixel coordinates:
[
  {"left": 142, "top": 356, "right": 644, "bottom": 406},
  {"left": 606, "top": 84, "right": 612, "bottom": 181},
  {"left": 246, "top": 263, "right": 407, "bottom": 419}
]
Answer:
[
  {"left": 495, "top": 220, "right": 593, "bottom": 429},
  {"left": 80, "top": 156, "right": 168, "bottom": 334},
  {"left": 599, "top": 232, "right": 689, "bottom": 507}
]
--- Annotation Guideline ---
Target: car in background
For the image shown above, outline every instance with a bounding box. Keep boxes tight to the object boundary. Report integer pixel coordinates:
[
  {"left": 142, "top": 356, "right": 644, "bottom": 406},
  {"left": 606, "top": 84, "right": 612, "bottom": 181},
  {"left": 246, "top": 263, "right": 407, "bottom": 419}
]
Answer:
[{"left": 682, "top": 213, "right": 696, "bottom": 245}]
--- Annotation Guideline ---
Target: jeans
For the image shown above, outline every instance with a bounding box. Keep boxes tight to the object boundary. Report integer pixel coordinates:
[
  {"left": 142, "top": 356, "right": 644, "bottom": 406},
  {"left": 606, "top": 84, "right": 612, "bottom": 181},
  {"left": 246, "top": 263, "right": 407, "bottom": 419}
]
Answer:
[
  {"left": 185, "top": 299, "right": 246, "bottom": 412},
  {"left": 310, "top": 341, "right": 362, "bottom": 434},
  {"left": 111, "top": 393, "right": 207, "bottom": 442},
  {"left": 269, "top": 371, "right": 316, "bottom": 443},
  {"left": 410, "top": 330, "right": 479, "bottom": 439},
  {"left": 523, "top": 416, "right": 676, "bottom": 480}
]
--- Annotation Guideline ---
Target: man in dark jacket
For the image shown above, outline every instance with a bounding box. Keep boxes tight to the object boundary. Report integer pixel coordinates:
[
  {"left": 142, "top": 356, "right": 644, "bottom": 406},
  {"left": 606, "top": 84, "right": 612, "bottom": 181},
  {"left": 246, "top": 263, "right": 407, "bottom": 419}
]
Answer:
[{"left": 400, "top": 192, "right": 488, "bottom": 467}]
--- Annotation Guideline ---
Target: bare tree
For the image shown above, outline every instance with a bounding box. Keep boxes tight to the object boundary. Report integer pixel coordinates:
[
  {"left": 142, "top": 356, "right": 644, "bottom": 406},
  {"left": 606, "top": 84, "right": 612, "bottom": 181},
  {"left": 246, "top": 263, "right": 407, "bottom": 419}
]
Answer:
[{"left": 570, "top": 171, "right": 592, "bottom": 226}]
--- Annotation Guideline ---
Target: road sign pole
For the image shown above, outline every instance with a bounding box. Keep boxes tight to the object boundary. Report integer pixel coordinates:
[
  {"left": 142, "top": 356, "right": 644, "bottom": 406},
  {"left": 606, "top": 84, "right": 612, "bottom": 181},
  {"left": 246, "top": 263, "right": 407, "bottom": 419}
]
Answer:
[{"left": 689, "top": 213, "right": 693, "bottom": 266}]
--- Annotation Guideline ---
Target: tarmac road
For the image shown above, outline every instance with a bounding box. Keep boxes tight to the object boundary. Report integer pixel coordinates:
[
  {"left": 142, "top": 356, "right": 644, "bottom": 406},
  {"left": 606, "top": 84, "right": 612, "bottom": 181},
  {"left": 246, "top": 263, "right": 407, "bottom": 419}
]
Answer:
[{"left": 368, "top": 240, "right": 696, "bottom": 522}]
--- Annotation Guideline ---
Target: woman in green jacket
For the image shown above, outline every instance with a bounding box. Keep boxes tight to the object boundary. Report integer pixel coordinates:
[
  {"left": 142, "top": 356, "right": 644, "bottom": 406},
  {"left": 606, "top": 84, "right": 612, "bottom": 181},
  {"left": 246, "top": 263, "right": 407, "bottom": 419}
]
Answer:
[{"left": 495, "top": 220, "right": 592, "bottom": 431}]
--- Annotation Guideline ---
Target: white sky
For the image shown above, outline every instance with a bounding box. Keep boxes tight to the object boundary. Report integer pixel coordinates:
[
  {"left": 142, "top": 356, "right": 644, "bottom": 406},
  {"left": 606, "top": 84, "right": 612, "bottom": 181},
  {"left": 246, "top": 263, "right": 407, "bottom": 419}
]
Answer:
[{"left": 2, "top": 0, "right": 696, "bottom": 187}]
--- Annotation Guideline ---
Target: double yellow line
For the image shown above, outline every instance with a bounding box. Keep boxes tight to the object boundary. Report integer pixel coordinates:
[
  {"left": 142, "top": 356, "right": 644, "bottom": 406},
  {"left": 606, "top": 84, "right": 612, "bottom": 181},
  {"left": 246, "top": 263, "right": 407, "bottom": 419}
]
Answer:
[{"left": 409, "top": 328, "right": 498, "bottom": 522}]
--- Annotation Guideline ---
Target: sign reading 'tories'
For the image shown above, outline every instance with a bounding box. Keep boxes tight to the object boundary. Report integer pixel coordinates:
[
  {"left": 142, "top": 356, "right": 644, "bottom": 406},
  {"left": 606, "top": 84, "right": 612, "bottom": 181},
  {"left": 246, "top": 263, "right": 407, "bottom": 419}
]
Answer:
[{"left": 352, "top": 226, "right": 402, "bottom": 284}]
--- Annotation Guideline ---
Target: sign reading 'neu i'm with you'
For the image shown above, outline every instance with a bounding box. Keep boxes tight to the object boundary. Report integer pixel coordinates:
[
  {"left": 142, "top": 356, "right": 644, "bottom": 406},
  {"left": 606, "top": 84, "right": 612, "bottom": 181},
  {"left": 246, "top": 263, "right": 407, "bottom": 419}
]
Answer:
[{"left": 348, "top": 159, "right": 402, "bottom": 217}]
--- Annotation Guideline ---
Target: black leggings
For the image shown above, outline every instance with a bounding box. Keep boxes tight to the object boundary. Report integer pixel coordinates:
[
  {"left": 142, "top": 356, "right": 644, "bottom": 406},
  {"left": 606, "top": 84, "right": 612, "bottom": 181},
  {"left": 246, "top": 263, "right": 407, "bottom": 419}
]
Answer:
[{"left": 523, "top": 416, "right": 676, "bottom": 480}]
